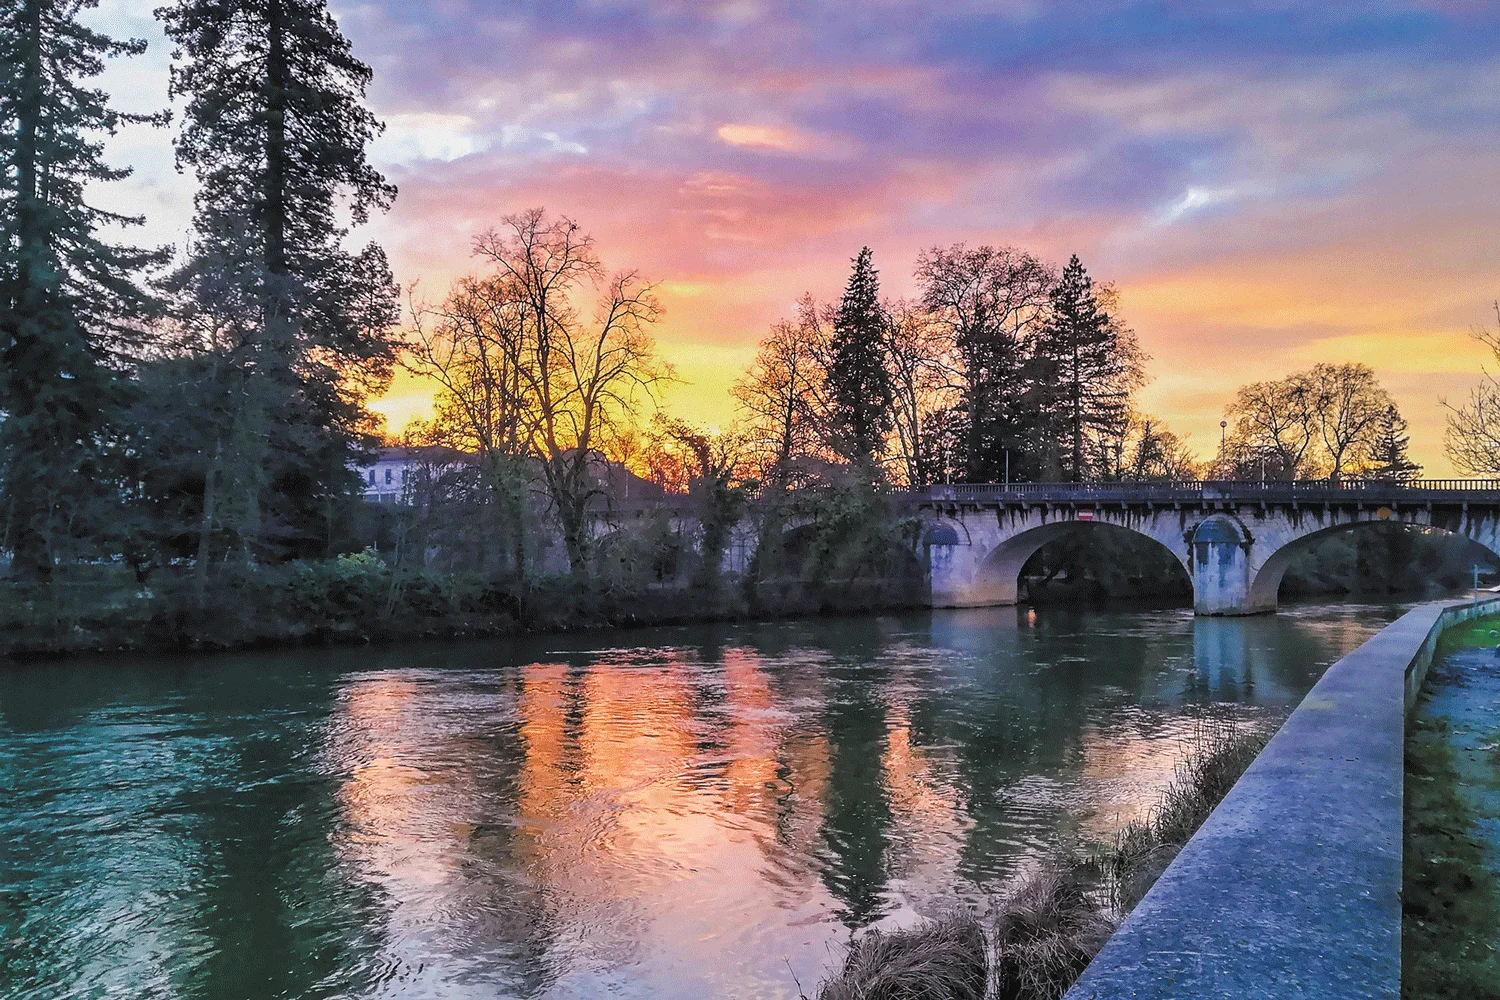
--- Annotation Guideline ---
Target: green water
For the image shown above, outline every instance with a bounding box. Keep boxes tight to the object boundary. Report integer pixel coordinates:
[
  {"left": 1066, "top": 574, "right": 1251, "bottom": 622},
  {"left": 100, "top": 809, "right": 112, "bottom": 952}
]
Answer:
[{"left": 0, "top": 602, "right": 1408, "bottom": 999}]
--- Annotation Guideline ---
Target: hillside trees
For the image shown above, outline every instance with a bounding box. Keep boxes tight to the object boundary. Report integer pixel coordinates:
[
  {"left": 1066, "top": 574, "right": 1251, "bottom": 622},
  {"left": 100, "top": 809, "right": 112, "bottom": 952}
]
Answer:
[
  {"left": 0, "top": 0, "right": 167, "bottom": 580},
  {"left": 152, "top": 0, "right": 398, "bottom": 568}
]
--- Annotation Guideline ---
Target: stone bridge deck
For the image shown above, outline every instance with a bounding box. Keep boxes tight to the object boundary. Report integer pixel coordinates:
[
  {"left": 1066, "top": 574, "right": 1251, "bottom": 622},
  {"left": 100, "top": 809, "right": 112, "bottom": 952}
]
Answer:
[
  {"left": 591, "top": 480, "right": 1500, "bottom": 616},
  {"left": 913, "top": 479, "right": 1500, "bottom": 615}
]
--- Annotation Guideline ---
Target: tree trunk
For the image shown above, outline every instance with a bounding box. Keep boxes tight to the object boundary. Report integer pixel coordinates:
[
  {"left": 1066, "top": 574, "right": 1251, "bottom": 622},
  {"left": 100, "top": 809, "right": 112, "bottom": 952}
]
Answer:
[
  {"left": 5, "top": 0, "right": 53, "bottom": 583},
  {"left": 265, "top": 0, "right": 288, "bottom": 280},
  {"left": 195, "top": 437, "right": 222, "bottom": 607}
]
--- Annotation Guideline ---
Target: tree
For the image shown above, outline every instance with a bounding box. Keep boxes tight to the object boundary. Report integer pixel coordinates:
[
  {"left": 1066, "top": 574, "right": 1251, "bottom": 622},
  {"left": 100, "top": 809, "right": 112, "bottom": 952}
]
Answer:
[
  {"left": 731, "top": 298, "right": 833, "bottom": 483},
  {"left": 885, "top": 299, "right": 958, "bottom": 486},
  {"left": 1367, "top": 404, "right": 1421, "bottom": 482},
  {"left": 1223, "top": 375, "right": 1319, "bottom": 480},
  {"left": 645, "top": 418, "right": 752, "bottom": 589},
  {"left": 403, "top": 272, "right": 538, "bottom": 578},
  {"left": 1304, "top": 362, "right": 1392, "bottom": 481},
  {"left": 1029, "top": 255, "right": 1144, "bottom": 481},
  {"left": 826, "top": 247, "right": 894, "bottom": 468},
  {"left": 156, "top": 0, "right": 399, "bottom": 564},
  {"left": 1224, "top": 364, "right": 1399, "bottom": 482},
  {"left": 413, "top": 210, "right": 671, "bottom": 575},
  {"left": 0, "top": 0, "right": 167, "bottom": 580},
  {"left": 1122, "top": 416, "right": 1200, "bottom": 481},
  {"left": 1445, "top": 308, "right": 1500, "bottom": 476},
  {"left": 916, "top": 244, "right": 1052, "bottom": 482}
]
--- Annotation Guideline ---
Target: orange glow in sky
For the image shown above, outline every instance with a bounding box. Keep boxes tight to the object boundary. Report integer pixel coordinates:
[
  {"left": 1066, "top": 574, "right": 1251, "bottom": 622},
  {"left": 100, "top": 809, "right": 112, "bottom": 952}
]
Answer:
[{"left": 90, "top": 1, "right": 1500, "bottom": 475}]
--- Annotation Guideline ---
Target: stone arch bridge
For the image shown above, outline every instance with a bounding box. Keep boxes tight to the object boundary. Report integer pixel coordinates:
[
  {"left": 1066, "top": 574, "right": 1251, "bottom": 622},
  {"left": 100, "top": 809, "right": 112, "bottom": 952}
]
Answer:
[{"left": 913, "top": 480, "right": 1500, "bottom": 616}]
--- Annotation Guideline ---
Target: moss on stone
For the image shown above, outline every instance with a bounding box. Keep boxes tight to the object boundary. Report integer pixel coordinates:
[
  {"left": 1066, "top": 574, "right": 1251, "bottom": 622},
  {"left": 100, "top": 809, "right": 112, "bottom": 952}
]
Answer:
[{"left": 1403, "top": 711, "right": 1500, "bottom": 999}]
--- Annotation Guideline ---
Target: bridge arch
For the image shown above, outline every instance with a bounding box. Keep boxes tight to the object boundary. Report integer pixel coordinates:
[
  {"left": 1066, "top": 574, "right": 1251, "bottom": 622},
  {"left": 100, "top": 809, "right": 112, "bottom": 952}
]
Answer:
[
  {"left": 967, "top": 518, "right": 1192, "bottom": 607},
  {"left": 1249, "top": 518, "right": 1500, "bottom": 610}
]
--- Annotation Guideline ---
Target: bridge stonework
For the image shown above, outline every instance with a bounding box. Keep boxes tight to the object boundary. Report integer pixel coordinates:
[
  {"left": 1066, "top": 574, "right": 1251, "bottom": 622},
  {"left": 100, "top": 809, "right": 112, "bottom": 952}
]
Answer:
[{"left": 918, "top": 481, "right": 1500, "bottom": 616}]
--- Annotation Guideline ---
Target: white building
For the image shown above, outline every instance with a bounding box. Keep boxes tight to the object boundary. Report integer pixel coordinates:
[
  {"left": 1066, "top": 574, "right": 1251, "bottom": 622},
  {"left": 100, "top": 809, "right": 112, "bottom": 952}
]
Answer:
[{"left": 351, "top": 446, "right": 467, "bottom": 503}]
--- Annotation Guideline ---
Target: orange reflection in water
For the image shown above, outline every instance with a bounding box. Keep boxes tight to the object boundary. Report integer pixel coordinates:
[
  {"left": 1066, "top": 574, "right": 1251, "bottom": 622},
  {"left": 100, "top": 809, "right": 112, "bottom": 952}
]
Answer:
[{"left": 327, "top": 651, "right": 845, "bottom": 997}]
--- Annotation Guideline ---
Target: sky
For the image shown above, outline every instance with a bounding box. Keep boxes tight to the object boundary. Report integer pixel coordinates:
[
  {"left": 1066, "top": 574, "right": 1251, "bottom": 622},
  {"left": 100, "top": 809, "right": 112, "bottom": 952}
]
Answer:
[{"left": 88, "top": 0, "right": 1500, "bottom": 475}]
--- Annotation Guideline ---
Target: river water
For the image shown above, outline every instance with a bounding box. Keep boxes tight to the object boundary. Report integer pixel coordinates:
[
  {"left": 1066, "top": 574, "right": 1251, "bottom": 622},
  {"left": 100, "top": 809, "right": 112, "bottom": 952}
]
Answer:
[{"left": 0, "top": 601, "right": 1408, "bottom": 1000}]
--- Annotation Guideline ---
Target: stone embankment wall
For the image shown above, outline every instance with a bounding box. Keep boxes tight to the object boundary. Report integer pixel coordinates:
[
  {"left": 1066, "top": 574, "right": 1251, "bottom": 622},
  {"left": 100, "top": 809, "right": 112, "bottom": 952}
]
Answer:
[{"left": 1065, "top": 595, "right": 1500, "bottom": 1000}]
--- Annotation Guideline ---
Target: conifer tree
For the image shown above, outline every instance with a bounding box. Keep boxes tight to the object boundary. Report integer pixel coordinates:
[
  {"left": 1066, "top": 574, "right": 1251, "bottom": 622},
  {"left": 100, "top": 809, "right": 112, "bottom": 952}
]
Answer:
[
  {"left": 0, "top": 0, "right": 166, "bottom": 579},
  {"left": 1030, "top": 255, "right": 1140, "bottom": 481},
  {"left": 1368, "top": 404, "right": 1421, "bottom": 482},
  {"left": 827, "top": 247, "right": 894, "bottom": 467},
  {"left": 156, "top": 0, "right": 398, "bottom": 560}
]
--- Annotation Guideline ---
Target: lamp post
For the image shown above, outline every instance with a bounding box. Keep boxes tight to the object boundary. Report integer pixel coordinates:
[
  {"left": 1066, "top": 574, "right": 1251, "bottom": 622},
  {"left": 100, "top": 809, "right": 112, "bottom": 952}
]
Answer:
[{"left": 1219, "top": 420, "right": 1227, "bottom": 478}]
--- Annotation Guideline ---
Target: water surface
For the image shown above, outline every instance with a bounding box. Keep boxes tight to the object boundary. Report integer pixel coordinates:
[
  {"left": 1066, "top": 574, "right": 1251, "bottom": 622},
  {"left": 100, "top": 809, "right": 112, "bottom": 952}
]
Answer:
[{"left": 0, "top": 602, "right": 1408, "bottom": 999}]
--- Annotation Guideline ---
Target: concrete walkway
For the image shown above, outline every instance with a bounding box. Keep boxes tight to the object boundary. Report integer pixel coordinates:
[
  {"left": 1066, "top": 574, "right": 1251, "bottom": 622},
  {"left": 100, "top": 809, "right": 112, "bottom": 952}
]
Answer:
[{"left": 1065, "top": 597, "right": 1500, "bottom": 999}]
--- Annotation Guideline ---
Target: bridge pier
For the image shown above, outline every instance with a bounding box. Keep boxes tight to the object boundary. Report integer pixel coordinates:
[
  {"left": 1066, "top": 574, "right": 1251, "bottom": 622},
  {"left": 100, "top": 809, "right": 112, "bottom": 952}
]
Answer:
[{"left": 1189, "top": 515, "right": 1266, "bottom": 616}]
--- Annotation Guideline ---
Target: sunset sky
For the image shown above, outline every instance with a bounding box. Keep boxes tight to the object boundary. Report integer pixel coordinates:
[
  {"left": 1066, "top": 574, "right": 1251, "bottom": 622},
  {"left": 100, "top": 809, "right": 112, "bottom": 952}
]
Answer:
[{"left": 90, "top": 0, "right": 1500, "bottom": 475}]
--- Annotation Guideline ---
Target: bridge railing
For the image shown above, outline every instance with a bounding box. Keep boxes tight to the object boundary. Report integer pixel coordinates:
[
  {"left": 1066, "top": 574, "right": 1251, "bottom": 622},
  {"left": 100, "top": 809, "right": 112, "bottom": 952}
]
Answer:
[{"left": 912, "top": 478, "right": 1500, "bottom": 504}]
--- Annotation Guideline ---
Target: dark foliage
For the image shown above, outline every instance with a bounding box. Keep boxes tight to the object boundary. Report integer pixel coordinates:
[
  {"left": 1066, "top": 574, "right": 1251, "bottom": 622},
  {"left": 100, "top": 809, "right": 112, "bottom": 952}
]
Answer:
[{"left": 0, "top": 0, "right": 167, "bottom": 579}]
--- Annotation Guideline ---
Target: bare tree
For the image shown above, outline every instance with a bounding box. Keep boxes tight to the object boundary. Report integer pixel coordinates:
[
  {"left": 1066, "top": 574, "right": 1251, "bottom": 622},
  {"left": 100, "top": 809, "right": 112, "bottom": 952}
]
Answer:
[
  {"left": 1445, "top": 306, "right": 1500, "bottom": 476},
  {"left": 884, "top": 298, "right": 959, "bottom": 485},
  {"left": 1223, "top": 375, "right": 1320, "bottom": 480},
  {"left": 404, "top": 273, "right": 534, "bottom": 575},
  {"left": 1305, "top": 362, "right": 1392, "bottom": 481},
  {"left": 407, "top": 210, "right": 672, "bottom": 575},
  {"left": 915, "top": 243, "right": 1053, "bottom": 481},
  {"left": 1121, "top": 415, "right": 1201, "bottom": 481},
  {"left": 730, "top": 295, "right": 835, "bottom": 483}
]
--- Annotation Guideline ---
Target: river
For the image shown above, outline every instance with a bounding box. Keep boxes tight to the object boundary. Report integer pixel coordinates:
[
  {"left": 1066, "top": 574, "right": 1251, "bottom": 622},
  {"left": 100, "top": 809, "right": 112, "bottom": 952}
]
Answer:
[{"left": 0, "top": 601, "right": 1409, "bottom": 999}]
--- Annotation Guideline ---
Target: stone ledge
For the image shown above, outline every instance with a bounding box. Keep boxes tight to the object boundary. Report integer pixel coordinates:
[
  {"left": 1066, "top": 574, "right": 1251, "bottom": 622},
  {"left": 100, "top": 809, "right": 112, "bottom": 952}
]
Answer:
[{"left": 1065, "top": 595, "right": 1500, "bottom": 1000}]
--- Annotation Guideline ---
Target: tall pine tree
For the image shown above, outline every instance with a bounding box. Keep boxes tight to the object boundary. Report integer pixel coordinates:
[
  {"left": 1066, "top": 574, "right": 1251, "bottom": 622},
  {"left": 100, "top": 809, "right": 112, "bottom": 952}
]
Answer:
[
  {"left": 156, "top": 0, "right": 398, "bottom": 562},
  {"left": 1367, "top": 404, "right": 1421, "bottom": 482},
  {"left": 0, "top": 0, "right": 166, "bottom": 579},
  {"left": 1030, "top": 255, "right": 1139, "bottom": 482},
  {"left": 827, "top": 247, "right": 893, "bottom": 467}
]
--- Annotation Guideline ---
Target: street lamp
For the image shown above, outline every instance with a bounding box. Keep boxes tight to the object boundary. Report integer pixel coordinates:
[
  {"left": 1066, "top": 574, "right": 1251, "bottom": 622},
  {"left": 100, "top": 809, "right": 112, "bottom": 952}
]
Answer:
[{"left": 1219, "top": 420, "right": 1227, "bottom": 478}]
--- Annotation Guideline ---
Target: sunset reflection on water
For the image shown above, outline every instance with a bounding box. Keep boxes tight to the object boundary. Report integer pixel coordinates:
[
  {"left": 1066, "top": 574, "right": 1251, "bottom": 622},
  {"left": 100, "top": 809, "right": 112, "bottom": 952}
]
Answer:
[
  {"left": 308, "top": 603, "right": 1407, "bottom": 998},
  {"left": 0, "top": 601, "right": 1412, "bottom": 1000}
]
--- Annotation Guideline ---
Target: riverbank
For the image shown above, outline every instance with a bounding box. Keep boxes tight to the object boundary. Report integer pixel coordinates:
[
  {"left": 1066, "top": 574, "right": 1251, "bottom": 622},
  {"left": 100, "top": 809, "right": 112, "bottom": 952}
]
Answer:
[
  {"left": 809, "top": 722, "right": 1272, "bottom": 1000},
  {"left": 0, "top": 554, "right": 929, "bottom": 660},
  {"left": 1404, "top": 616, "right": 1500, "bottom": 999}
]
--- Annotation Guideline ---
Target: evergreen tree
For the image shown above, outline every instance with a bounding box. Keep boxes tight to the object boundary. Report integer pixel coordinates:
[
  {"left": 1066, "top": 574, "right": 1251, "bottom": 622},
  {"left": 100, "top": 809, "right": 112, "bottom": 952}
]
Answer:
[
  {"left": 0, "top": 0, "right": 166, "bottom": 579},
  {"left": 827, "top": 247, "right": 893, "bottom": 466},
  {"left": 155, "top": 0, "right": 398, "bottom": 562},
  {"left": 915, "top": 244, "right": 1052, "bottom": 484},
  {"left": 1367, "top": 404, "right": 1421, "bottom": 482},
  {"left": 1030, "top": 255, "right": 1140, "bottom": 482}
]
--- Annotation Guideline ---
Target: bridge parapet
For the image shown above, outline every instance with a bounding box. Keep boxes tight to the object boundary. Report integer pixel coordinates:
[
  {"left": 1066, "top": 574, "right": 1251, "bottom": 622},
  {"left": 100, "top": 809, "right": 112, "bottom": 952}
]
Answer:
[{"left": 917, "top": 479, "right": 1500, "bottom": 506}]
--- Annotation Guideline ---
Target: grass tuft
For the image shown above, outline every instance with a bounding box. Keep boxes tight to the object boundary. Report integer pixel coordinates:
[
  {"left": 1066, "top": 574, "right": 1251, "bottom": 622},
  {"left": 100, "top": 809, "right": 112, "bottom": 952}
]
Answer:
[
  {"left": 814, "top": 910, "right": 988, "bottom": 1000},
  {"left": 1098, "top": 721, "right": 1270, "bottom": 911},
  {"left": 991, "top": 860, "right": 1116, "bottom": 1000}
]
